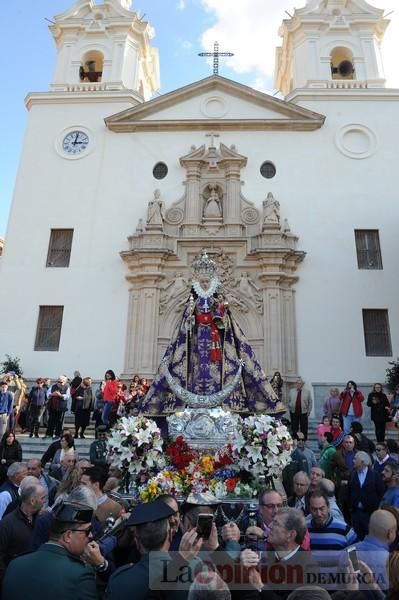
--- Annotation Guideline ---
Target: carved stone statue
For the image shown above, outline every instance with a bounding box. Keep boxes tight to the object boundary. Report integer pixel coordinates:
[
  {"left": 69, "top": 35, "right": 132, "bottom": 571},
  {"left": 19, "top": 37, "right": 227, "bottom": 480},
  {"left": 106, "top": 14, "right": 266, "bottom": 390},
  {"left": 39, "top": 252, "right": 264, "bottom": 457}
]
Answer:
[
  {"left": 282, "top": 218, "right": 291, "bottom": 233},
  {"left": 262, "top": 192, "right": 280, "bottom": 227},
  {"left": 203, "top": 185, "right": 222, "bottom": 219},
  {"left": 239, "top": 272, "right": 260, "bottom": 295},
  {"left": 135, "top": 218, "right": 144, "bottom": 233},
  {"left": 146, "top": 189, "right": 164, "bottom": 229},
  {"left": 169, "top": 272, "right": 186, "bottom": 297}
]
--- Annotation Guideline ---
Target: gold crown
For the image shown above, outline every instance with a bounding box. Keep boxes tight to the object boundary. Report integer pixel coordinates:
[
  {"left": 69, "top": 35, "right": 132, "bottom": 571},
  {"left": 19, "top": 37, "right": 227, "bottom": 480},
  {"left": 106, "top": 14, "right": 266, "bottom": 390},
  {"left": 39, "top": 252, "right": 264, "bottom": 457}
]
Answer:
[{"left": 192, "top": 251, "right": 217, "bottom": 278}]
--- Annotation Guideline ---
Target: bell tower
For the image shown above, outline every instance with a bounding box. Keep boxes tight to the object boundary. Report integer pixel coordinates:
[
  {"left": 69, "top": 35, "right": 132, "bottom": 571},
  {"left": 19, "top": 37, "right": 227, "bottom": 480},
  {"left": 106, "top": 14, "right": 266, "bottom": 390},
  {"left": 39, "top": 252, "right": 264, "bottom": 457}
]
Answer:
[
  {"left": 275, "top": 0, "right": 389, "bottom": 98},
  {"left": 49, "top": 0, "right": 159, "bottom": 100}
]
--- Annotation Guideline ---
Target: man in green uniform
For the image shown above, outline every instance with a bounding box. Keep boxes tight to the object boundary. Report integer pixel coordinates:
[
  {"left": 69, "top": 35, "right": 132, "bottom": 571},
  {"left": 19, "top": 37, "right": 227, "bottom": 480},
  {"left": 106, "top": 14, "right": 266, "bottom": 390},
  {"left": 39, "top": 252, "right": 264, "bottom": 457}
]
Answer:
[
  {"left": 2, "top": 501, "right": 101, "bottom": 600},
  {"left": 105, "top": 499, "right": 202, "bottom": 600}
]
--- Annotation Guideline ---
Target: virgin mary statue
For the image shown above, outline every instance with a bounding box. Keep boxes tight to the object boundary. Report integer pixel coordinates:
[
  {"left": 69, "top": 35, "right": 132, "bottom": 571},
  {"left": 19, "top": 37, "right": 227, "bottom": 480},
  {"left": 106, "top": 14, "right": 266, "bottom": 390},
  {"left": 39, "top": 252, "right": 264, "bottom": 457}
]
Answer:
[{"left": 141, "top": 251, "right": 284, "bottom": 415}]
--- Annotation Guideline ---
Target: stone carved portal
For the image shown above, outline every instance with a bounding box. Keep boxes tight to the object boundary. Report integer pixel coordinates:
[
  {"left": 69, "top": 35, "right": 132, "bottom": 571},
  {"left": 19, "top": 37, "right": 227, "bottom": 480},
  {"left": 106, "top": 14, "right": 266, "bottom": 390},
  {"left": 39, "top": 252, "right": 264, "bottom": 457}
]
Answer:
[{"left": 120, "top": 141, "right": 305, "bottom": 384}]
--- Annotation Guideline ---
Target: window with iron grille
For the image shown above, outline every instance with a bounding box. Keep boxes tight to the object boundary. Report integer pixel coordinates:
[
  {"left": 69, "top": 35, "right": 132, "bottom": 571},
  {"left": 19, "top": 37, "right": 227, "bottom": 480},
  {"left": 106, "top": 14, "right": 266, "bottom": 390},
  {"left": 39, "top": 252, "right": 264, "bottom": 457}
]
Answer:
[
  {"left": 362, "top": 309, "right": 392, "bottom": 356},
  {"left": 46, "top": 229, "right": 73, "bottom": 267},
  {"left": 355, "top": 230, "right": 382, "bottom": 269},
  {"left": 34, "top": 306, "right": 64, "bottom": 351},
  {"left": 260, "top": 161, "right": 276, "bottom": 179},
  {"left": 152, "top": 162, "right": 168, "bottom": 180}
]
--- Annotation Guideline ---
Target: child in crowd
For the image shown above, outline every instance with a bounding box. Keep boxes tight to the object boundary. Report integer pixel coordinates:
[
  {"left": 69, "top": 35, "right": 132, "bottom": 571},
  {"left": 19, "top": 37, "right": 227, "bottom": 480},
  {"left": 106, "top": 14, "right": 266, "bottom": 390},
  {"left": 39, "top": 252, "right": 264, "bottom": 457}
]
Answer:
[{"left": 316, "top": 415, "right": 331, "bottom": 449}]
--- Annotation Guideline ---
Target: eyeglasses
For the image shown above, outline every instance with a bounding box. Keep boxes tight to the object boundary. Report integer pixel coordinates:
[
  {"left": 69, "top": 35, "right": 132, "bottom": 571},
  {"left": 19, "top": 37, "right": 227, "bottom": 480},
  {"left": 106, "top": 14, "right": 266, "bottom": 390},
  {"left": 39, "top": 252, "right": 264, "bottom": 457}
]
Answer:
[{"left": 260, "top": 503, "right": 283, "bottom": 509}]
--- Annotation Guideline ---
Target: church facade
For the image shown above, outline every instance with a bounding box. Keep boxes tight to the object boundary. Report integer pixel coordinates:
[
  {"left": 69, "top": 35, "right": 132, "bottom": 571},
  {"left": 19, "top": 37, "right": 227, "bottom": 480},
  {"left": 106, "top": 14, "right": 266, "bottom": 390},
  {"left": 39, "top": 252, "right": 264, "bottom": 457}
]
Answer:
[{"left": 0, "top": 0, "right": 398, "bottom": 409}]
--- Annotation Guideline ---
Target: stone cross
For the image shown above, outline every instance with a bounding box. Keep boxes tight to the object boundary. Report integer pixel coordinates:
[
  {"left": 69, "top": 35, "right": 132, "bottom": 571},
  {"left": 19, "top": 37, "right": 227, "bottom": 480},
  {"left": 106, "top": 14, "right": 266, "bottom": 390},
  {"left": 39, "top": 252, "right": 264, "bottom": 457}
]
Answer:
[{"left": 206, "top": 132, "right": 220, "bottom": 148}]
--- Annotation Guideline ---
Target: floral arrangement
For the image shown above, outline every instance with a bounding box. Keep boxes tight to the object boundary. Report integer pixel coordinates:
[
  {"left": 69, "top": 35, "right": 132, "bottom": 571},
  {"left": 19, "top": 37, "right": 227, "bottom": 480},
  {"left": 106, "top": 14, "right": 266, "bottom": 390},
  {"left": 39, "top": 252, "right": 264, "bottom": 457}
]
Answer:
[
  {"left": 182, "top": 445, "right": 234, "bottom": 495},
  {"left": 107, "top": 416, "right": 165, "bottom": 476},
  {"left": 210, "top": 478, "right": 256, "bottom": 499},
  {"left": 166, "top": 436, "right": 196, "bottom": 470},
  {"left": 139, "top": 469, "right": 184, "bottom": 502},
  {"left": 109, "top": 414, "right": 292, "bottom": 501},
  {"left": 232, "top": 414, "right": 293, "bottom": 478}
]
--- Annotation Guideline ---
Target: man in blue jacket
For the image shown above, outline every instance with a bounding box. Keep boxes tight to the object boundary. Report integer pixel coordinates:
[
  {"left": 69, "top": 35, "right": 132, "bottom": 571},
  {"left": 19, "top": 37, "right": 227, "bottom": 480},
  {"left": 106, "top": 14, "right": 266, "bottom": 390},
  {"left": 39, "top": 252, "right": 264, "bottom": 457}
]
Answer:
[{"left": 0, "top": 382, "right": 13, "bottom": 438}]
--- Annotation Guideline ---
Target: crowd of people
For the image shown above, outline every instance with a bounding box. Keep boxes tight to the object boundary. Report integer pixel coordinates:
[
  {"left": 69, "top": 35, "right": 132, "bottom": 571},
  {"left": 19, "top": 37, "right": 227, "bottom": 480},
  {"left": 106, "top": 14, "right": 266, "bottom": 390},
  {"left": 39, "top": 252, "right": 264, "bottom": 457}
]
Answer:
[
  {"left": 0, "top": 370, "right": 150, "bottom": 441},
  {"left": 288, "top": 378, "right": 399, "bottom": 445},
  {"left": 0, "top": 439, "right": 398, "bottom": 599},
  {"left": 0, "top": 370, "right": 399, "bottom": 598}
]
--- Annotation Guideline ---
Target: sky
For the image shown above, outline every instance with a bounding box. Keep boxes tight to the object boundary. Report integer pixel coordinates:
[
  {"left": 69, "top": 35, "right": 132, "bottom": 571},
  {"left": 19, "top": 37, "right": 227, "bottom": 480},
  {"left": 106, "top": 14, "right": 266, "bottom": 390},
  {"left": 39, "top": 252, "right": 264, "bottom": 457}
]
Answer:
[{"left": 0, "top": 0, "right": 398, "bottom": 238}]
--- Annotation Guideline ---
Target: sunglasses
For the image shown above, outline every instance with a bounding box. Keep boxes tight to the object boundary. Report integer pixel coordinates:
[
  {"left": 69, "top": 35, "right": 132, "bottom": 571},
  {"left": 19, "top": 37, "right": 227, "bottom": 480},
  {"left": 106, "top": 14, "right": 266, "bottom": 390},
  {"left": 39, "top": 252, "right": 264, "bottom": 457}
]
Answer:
[{"left": 67, "top": 527, "right": 92, "bottom": 537}]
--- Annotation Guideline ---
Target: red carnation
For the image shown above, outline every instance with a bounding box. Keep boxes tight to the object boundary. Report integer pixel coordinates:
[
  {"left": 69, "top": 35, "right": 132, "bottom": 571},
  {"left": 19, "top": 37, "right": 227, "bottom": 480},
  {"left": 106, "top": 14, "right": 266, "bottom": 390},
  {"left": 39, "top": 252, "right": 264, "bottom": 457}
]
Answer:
[{"left": 226, "top": 478, "right": 237, "bottom": 493}]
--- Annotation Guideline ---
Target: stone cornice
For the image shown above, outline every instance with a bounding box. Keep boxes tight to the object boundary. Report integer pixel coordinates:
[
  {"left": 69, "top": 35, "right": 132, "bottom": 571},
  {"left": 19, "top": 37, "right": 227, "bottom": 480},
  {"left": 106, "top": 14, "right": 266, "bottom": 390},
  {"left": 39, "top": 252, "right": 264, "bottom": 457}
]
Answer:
[
  {"left": 107, "top": 118, "right": 324, "bottom": 133},
  {"left": 25, "top": 90, "right": 142, "bottom": 110},
  {"left": 287, "top": 87, "right": 399, "bottom": 103}
]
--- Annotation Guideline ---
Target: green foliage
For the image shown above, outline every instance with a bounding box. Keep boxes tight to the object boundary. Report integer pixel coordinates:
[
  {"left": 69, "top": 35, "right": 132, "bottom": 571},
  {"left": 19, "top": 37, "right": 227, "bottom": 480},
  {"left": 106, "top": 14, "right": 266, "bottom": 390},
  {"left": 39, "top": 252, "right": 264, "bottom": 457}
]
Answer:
[
  {"left": 0, "top": 354, "right": 23, "bottom": 376},
  {"left": 386, "top": 358, "right": 399, "bottom": 392}
]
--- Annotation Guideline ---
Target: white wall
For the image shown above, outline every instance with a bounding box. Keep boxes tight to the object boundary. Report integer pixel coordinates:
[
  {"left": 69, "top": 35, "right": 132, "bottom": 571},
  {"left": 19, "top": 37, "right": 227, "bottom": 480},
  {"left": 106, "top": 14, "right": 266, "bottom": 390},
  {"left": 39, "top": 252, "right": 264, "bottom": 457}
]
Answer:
[{"left": 0, "top": 90, "right": 398, "bottom": 385}]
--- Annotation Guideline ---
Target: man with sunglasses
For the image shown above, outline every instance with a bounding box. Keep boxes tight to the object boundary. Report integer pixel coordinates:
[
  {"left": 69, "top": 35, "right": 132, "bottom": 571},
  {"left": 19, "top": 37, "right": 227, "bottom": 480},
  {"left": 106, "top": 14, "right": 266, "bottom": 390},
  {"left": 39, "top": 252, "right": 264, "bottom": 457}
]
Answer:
[{"left": 2, "top": 501, "right": 99, "bottom": 599}]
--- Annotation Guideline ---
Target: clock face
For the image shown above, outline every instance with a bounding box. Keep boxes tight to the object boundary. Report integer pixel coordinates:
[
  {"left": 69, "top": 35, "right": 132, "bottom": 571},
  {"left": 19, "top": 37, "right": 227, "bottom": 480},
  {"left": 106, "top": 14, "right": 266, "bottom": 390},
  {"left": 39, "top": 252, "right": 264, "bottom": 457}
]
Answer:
[{"left": 62, "top": 131, "right": 90, "bottom": 155}]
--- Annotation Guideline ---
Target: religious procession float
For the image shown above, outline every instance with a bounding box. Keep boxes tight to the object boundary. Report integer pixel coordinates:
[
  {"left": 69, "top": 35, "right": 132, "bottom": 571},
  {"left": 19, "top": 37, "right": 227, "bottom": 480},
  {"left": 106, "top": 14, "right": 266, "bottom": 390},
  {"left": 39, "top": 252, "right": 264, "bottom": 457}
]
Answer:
[{"left": 107, "top": 251, "right": 293, "bottom": 505}]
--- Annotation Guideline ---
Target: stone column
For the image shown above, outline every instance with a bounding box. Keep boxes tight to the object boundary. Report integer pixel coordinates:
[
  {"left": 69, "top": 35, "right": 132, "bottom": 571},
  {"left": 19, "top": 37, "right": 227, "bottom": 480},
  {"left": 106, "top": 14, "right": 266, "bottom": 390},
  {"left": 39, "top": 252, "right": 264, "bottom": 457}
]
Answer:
[
  {"left": 224, "top": 165, "right": 241, "bottom": 224},
  {"left": 123, "top": 285, "right": 160, "bottom": 377},
  {"left": 184, "top": 163, "right": 202, "bottom": 225},
  {"left": 120, "top": 250, "right": 169, "bottom": 378},
  {"left": 360, "top": 35, "right": 381, "bottom": 80},
  {"left": 281, "top": 288, "right": 298, "bottom": 378},
  {"left": 262, "top": 285, "right": 283, "bottom": 373},
  {"left": 253, "top": 233, "right": 304, "bottom": 384}
]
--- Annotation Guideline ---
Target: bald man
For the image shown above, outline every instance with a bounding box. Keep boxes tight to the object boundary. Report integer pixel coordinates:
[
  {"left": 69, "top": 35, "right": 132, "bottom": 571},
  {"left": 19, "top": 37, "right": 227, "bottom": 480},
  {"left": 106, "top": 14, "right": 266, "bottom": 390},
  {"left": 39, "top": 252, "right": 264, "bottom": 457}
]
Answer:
[{"left": 355, "top": 509, "right": 397, "bottom": 591}]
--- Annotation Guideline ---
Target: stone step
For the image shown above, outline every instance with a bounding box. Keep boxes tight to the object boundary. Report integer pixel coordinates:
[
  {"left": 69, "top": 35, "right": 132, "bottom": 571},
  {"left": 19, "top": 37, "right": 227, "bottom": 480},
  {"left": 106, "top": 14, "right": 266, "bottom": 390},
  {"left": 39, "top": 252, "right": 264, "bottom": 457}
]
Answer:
[
  {"left": 15, "top": 432, "right": 94, "bottom": 462},
  {"left": 15, "top": 415, "right": 396, "bottom": 463}
]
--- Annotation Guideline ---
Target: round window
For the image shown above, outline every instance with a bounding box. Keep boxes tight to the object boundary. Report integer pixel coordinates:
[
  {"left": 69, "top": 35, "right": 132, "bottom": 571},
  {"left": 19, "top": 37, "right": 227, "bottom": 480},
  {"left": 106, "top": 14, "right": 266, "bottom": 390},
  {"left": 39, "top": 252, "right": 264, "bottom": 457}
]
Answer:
[
  {"left": 260, "top": 161, "right": 276, "bottom": 179},
  {"left": 153, "top": 162, "right": 168, "bottom": 180}
]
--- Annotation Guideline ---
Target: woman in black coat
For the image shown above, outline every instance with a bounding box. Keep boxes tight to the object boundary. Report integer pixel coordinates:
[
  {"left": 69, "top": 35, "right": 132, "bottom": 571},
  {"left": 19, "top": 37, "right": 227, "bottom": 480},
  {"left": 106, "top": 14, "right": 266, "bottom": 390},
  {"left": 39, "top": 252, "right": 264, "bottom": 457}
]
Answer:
[
  {"left": 367, "top": 383, "right": 391, "bottom": 442},
  {"left": 74, "top": 377, "right": 94, "bottom": 439},
  {"left": 0, "top": 431, "right": 22, "bottom": 483}
]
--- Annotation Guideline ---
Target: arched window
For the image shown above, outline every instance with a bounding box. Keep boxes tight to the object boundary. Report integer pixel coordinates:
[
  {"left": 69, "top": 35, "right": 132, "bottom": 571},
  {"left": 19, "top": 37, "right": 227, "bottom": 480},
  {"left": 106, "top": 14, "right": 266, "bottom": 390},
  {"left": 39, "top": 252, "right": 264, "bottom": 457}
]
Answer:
[
  {"left": 330, "top": 47, "right": 355, "bottom": 80},
  {"left": 79, "top": 51, "right": 104, "bottom": 83}
]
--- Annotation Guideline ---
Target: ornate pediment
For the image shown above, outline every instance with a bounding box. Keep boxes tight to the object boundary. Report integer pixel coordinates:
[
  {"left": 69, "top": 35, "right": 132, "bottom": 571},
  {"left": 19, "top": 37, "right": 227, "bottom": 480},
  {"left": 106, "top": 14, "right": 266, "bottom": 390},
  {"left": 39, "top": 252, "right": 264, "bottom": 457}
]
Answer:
[
  {"left": 180, "top": 142, "right": 247, "bottom": 169},
  {"left": 105, "top": 75, "right": 326, "bottom": 132}
]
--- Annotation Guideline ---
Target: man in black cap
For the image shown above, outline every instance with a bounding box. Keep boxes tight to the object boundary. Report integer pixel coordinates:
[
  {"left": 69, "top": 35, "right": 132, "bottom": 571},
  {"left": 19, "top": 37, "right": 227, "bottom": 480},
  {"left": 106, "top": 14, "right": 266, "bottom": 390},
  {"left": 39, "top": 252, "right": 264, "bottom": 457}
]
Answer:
[
  {"left": 105, "top": 499, "right": 202, "bottom": 600},
  {"left": 2, "top": 501, "right": 101, "bottom": 599}
]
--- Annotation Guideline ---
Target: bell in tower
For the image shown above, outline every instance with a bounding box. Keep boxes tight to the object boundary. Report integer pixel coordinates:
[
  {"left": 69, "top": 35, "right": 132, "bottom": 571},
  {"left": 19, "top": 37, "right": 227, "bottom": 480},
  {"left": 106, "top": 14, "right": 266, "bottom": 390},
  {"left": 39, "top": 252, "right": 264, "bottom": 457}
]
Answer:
[
  {"left": 275, "top": 0, "right": 390, "bottom": 98},
  {"left": 49, "top": 0, "right": 160, "bottom": 100}
]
